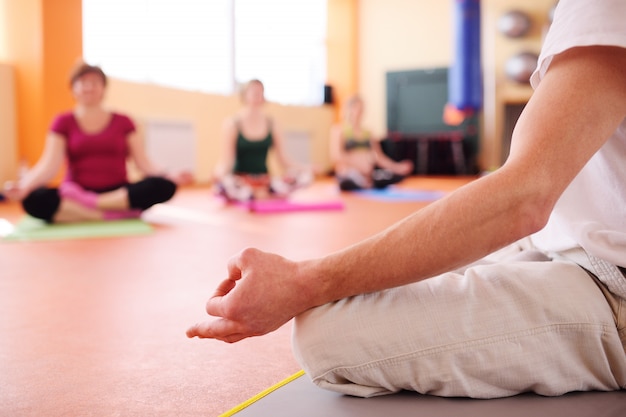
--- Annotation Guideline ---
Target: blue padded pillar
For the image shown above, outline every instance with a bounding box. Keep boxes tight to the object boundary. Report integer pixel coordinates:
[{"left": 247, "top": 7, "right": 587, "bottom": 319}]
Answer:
[{"left": 448, "top": 0, "right": 482, "bottom": 112}]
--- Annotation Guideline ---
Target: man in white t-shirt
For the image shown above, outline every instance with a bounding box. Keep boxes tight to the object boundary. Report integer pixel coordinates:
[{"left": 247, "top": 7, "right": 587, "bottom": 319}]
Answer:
[
  {"left": 187, "top": 0, "right": 626, "bottom": 398},
  {"left": 529, "top": 0, "right": 626, "bottom": 301}
]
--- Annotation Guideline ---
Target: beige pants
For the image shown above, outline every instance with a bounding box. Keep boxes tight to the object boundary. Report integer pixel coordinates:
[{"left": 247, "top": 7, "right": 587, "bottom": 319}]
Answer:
[{"left": 292, "top": 241, "right": 626, "bottom": 398}]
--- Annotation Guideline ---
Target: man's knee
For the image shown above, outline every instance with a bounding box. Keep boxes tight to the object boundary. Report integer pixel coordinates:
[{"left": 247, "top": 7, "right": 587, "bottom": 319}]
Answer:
[{"left": 292, "top": 301, "right": 400, "bottom": 397}]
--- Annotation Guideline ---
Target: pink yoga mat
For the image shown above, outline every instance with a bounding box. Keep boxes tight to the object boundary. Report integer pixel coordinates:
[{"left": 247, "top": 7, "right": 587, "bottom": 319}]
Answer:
[{"left": 241, "top": 199, "right": 345, "bottom": 213}]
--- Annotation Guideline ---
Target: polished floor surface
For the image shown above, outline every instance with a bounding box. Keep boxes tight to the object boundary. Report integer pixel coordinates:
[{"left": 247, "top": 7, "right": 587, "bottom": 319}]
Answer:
[{"left": 0, "top": 176, "right": 476, "bottom": 416}]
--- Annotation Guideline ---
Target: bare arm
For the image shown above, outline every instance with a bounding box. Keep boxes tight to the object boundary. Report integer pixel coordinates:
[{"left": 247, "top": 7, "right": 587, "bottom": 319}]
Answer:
[
  {"left": 212, "top": 118, "right": 238, "bottom": 180},
  {"left": 270, "top": 119, "right": 303, "bottom": 172},
  {"left": 305, "top": 46, "right": 626, "bottom": 303},
  {"left": 188, "top": 46, "right": 626, "bottom": 343},
  {"left": 128, "top": 129, "right": 163, "bottom": 177},
  {"left": 329, "top": 124, "right": 348, "bottom": 173},
  {"left": 4, "top": 132, "right": 65, "bottom": 200},
  {"left": 128, "top": 127, "right": 194, "bottom": 185}
]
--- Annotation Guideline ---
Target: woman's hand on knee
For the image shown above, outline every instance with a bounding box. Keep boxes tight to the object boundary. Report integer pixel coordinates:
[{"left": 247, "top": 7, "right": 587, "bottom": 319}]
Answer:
[
  {"left": 166, "top": 170, "right": 194, "bottom": 186},
  {"left": 3, "top": 181, "right": 27, "bottom": 201},
  {"left": 186, "top": 248, "right": 308, "bottom": 343}
]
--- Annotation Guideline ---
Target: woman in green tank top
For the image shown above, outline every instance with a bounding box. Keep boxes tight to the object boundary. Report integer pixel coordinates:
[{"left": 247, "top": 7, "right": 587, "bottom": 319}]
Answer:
[{"left": 213, "top": 79, "right": 313, "bottom": 202}]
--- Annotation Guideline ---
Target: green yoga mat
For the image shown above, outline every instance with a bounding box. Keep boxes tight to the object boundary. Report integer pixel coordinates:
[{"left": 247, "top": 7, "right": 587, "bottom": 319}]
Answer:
[{"left": 2, "top": 215, "right": 153, "bottom": 242}]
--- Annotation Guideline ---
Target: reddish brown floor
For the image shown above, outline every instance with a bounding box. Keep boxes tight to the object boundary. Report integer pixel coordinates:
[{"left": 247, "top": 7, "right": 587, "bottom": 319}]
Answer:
[{"left": 0, "top": 176, "right": 474, "bottom": 416}]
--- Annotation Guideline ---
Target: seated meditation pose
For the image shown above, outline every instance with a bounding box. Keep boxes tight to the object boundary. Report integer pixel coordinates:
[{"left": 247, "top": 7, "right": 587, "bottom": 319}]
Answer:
[
  {"left": 330, "top": 94, "right": 413, "bottom": 191},
  {"left": 213, "top": 79, "right": 313, "bottom": 202},
  {"left": 3, "top": 62, "right": 192, "bottom": 223},
  {"left": 188, "top": 0, "right": 626, "bottom": 399}
]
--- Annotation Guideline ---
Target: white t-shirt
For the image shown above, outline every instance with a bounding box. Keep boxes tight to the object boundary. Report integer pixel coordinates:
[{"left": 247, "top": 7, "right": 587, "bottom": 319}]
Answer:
[{"left": 530, "top": 0, "right": 626, "bottom": 269}]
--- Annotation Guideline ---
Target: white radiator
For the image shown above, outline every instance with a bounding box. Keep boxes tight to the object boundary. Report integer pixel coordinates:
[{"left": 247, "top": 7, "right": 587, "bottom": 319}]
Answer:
[
  {"left": 283, "top": 130, "right": 311, "bottom": 165},
  {"left": 144, "top": 119, "right": 196, "bottom": 173}
]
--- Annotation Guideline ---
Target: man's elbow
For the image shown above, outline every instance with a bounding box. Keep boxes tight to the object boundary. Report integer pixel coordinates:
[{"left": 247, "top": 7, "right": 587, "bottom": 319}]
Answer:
[{"left": 516, "top": 193, "right": 555, "bottom": 238}]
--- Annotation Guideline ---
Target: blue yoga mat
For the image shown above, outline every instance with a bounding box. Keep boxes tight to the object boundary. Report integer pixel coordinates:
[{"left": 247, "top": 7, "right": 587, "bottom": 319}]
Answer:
[{"left": 355, "top": 187, "right": 445, "bottom": 202}]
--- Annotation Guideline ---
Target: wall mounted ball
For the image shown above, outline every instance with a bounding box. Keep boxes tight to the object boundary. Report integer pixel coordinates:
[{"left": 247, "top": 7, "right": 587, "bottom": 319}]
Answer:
[
  {"left": 497, "top": 10, "right": 532, "bottom": 38},
  {"left": 504, "top": 51, "right": 539, "bottom": 84}
]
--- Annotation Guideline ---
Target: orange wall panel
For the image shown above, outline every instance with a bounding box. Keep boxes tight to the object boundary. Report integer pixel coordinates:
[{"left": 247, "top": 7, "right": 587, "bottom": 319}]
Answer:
[
  {"left": 326, "top": 0, "right": 358, "bottom": 122},
  {"left": 3, "top": 0, "right": 81, "bottom": 169},
  {"left": 42, "top": 0, "right": 82, "bottom": 135},
  {"left": 3, "top": 0, "right": 44, "bottom": 166}
]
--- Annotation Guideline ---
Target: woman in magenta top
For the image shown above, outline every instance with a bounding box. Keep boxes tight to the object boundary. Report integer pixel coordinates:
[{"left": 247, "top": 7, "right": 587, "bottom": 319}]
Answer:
[{"left": 4, "top": 62, "right": 191, "bottom": 223}]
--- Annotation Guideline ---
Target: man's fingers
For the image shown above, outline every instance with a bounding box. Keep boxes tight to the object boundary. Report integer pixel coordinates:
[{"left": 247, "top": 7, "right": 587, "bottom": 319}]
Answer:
[
  {"left": 211, "top": 278, "right": 237, "bottom": 298},
  {"left": 226, "top": 254, "right": 245, "bottom": 281},
  {"left": 205, "top": 278, "right": 237, "bottom": 317},
  {"left": 206, "top": 292, "right": 232, "bottom": 318},
  {"left": 185, "top": 319, "right": 248, "bottom": 343}
]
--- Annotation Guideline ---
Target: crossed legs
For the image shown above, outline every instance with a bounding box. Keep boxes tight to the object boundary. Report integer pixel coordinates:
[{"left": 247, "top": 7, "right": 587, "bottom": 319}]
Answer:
[
  {"left": 293, "top": 246, "right": 626, "bottom": 398},
  {"left": 22, "top": 177, "right": 177, "bottom": 223}
]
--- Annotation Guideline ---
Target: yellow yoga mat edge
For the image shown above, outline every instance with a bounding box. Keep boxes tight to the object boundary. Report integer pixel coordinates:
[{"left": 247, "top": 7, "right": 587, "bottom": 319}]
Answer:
[{"left": 219, "top": 370, "right": 306, "bottom": 417}]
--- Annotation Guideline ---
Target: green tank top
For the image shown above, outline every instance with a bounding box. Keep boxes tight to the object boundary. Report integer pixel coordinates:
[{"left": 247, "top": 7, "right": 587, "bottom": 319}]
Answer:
[
  {"left": 343, "top": 124, "right": 372, "bottom": 151},
  {"left": 233, "top": 120, "right": 273, "bottom": 175}
]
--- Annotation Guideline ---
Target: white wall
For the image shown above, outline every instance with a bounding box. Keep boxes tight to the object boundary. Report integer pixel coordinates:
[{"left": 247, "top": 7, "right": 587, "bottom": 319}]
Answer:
[{"left": 105, "top": 79, "right": 335, "bottom": 183}]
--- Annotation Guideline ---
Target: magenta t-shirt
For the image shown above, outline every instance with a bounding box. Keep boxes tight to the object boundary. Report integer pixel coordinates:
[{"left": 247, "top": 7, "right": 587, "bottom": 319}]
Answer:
[{"left": 50, "top": 112, "right": 135, "bottom": 191}]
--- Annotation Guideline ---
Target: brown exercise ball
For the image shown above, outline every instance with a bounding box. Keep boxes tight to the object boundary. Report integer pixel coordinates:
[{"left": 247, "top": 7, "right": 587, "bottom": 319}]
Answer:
[
  {"left": 504, "top": 52, "right": 539, "bottom": 84},
  {"left": 497, "top": 10, "right": 532, "bottom": 38}
]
